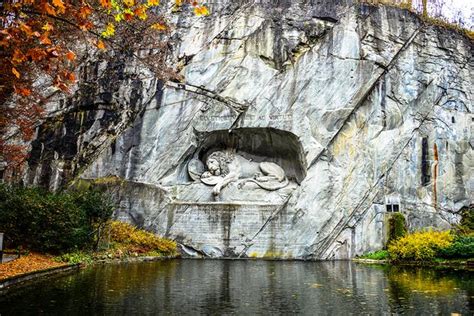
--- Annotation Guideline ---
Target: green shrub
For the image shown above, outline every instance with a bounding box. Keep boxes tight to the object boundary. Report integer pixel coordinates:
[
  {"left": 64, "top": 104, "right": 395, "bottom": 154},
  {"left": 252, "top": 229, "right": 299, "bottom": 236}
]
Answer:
[
  {"left": 387, "top": 213, "right": 407, "bottom": 245},
  {"left": 360, "top": 250, "right": 389, "bottom": 260},
  {"left": 437, "top": 235, "right": 474, "bottom": 259},
  {"left": 0, "top": 184, "right": 114, "bottom": 253},
  {"left": 388, "top": 230, "right": 453, "bottom": 262},
  {"left": 56, "top": 251, "right": 93, "bottom": 265}
]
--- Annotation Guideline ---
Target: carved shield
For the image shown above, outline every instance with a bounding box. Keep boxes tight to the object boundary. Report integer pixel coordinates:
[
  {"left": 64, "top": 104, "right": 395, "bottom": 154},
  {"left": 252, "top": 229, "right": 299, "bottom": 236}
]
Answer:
[{"left": 187, "top": 158, "right": 205, "bottom": 181}]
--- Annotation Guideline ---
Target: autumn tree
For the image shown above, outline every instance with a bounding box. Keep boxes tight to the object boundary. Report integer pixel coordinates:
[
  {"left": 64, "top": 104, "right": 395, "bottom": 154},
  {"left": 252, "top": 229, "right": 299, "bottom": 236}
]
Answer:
[{"left": 0, "top": 0, "right": 208, "bottom": 179}]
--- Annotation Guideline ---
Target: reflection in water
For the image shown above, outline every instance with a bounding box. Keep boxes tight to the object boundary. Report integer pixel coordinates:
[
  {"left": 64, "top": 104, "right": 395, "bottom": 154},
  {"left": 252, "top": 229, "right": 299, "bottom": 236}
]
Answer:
[
  {"left": 385, "top": 266, "right": 474, "bottom": 315},
  {"left": 0, "top": 260, "right": 472, "bottom": 315}
]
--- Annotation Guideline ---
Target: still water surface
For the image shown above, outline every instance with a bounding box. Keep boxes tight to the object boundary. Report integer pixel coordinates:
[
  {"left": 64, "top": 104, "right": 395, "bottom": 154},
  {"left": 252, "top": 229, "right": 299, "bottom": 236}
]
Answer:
[{"left": 0, "top": 260, "right": 472, "bottom": 315}]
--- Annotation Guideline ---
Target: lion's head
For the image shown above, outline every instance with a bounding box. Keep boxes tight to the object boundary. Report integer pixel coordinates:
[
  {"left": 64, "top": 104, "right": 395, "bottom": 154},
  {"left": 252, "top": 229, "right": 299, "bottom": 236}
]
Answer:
[{"left": 206, "top": 151, "right": 234, "bottom": 176}]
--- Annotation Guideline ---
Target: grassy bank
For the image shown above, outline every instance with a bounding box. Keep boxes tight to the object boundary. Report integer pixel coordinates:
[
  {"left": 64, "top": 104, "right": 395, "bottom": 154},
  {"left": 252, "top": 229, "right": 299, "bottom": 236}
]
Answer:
[
  {"left": 357, "top": 230, "right": 473, "bottom": 268},
  {"left": 0, "top": 184, "right": 178, "bottom": 280},
  {"left": 55, "top": 221, "right": 178, "bottom": 265},
  {"left": 358, "top": 207, "right": 473, "bottom": 267},
  {"left": 0, "top": 221, "right": 179, "bottom": 282}
]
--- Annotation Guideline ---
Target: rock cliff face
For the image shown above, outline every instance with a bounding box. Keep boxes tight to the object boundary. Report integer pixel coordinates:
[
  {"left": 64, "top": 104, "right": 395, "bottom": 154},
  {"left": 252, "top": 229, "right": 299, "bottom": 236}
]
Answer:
[{"left": 26, "top": 1, "right": 473, "bottom": 259}]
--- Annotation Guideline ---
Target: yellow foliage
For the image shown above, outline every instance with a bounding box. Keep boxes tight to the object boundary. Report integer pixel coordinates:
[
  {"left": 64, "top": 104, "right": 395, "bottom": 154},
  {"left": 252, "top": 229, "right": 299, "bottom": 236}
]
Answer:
[
  {"left": 194, "top": 5, "right": 210, "bottom": 17},
  {"left": 107, "top": 221, "right": 177, "bottom": 255},
  {"left": 147, "top": 0, "right": 160, "bottom": 6},
  {"left": 101, "top": 23, "right": 115, "bottom": 38},
  {"left": 134, "top": 6, "right": 147, "bottom": 20},
  {"left": 263, "top": 249, "right": 284, "bottom": 259},
  {"left": 123, "top": 0, "right": 135, "bottom": 7},
  {"left": 388, "top": 230, "right": 453, "bottom": 261},
  {"left": 91, "top": 175, "right": 124, "bottom": 185}
]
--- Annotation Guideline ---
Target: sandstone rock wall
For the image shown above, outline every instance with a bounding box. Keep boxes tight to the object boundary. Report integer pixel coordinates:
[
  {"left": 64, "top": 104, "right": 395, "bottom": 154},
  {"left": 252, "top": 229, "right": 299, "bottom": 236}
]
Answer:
[{"left": 26, "top": 1, "right": 473, "bottom": 259}]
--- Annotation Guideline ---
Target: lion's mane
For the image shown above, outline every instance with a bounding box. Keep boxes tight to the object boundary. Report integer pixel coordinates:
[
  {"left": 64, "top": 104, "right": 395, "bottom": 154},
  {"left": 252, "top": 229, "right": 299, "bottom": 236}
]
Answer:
[{"left": 207, "top": 151, "right": 235, "bottom": 176}]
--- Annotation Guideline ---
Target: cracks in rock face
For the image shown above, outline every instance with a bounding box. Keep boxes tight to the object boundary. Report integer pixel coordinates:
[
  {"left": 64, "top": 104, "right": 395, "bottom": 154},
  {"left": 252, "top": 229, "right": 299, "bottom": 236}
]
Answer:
[
  {"left": 204, "top": 5, "right": 431, "bottom": 259},
  {"left": 307, "top": 25, "right": 424, "bottom": 171},
  {"left": 165, "top": 81, "right": 250, "bottom": 114},
  {"left": 259, "top": 54, "right": 278, "bottom": 69},
  {"left": 311, "top": 80, "right": 453, "bottom": 259},
  {"left": 71, "top": 81, "right": 164, "bottom": 183},
  {"left": 237, "top": 196, "right": 291, "bottom": 258},
  {"left": 297, "top": 22, "right": 472, "bottom": 259},
  {"left": 28, "top": 56, "right": 165, "bottom": 189},
  {"left": 279, "top": 18, "right": 336, "bottom": 69},
  {"left": 175, "top": 1, "right": 257, "bottom": 65}
]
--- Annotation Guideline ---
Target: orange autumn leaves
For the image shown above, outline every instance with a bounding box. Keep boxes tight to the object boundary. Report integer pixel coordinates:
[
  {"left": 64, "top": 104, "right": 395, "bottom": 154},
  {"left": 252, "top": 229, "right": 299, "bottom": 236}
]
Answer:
[
  {"left": 52, "top": 0, "right": 67, "bottom": 14},
  {"left": 0, "top": 253, "right": 67, "bottom": 281},
  {"left": 0, "top": 0, "right": 209, "bottom": 176},
  {"left": 99, "top": 0, "right": 209, "bottom": 37},
  {"left": 1, "top": 2, "right": 82, "bottom": 96},
  {"left": 2, "top": 0, "right": 210, "bottom": 94}
]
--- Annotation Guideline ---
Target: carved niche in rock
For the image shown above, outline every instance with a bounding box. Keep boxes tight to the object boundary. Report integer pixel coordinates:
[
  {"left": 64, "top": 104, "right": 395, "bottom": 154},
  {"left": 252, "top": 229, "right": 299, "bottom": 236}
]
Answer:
[
  {"left": 187, "top": 150, "right": 289, "bottom": 197},
  {"left": 180, "top": 128, "right": 306, "bottom": 202}
]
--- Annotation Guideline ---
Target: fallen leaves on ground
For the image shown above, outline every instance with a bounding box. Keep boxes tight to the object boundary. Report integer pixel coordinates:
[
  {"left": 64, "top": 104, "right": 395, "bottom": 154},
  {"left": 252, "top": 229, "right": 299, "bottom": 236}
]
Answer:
[{"left": 0, "top": 253, "right": 67, "bottom": 281}]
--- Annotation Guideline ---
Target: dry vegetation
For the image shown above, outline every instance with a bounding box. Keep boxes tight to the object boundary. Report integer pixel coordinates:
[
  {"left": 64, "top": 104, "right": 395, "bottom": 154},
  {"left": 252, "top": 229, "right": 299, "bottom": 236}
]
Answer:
[
  {"left": 360, "top": 0, "right": 474, "bottom": 40},
  {"left": 102, "top": 221, "right": 178, "bottom": 258},
  {"left": 0, "top": 253, "right": 67, "bottom": 281}
]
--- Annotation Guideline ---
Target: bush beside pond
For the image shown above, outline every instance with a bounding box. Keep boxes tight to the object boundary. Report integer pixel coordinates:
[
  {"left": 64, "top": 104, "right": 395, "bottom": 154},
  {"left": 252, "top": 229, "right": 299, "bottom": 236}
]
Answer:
[
  {"left": 359, "top": 210, "right": 474, "bottom": 264},
  {"left": 437, "top": 235, "right": 474, "bottom": 259},
  {"left": 0, "top": 184, "right": 114, "bottom": 253},
  {"left": 388, "top": 230, "right": 454, "bottom": 261},
  {"left": 360, "top": 231, "right": 473, "bottom": 263},
  {"left": 0, "top": 184, "right": 177, "bottom": 261},
  {"left": 55, "top": 221, "right": 178, "bottom": 264}
]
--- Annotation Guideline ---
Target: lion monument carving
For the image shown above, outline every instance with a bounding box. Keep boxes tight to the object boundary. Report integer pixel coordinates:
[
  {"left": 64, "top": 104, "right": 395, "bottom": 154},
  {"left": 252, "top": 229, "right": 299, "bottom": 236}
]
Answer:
[{"left": 189, "top": 150, "right": 289, "bottom": 196}]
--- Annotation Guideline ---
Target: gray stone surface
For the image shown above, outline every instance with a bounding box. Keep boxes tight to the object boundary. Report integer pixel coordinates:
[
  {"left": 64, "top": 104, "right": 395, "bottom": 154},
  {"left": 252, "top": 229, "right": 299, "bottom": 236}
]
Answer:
[{"left": 25, "top": 1, "right": 473, "bottom": 259}]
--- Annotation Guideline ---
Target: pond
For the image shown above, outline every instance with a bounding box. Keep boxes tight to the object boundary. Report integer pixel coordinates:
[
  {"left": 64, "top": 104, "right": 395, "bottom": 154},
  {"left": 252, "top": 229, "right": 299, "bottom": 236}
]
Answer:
[{"left": 0, "top": 260, "right": 472, "bottom": 315}]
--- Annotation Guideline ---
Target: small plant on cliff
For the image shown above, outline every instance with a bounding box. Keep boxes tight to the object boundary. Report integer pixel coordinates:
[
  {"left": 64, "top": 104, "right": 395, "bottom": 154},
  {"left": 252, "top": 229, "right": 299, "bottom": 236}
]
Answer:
[
  {"left": 388, "top": 230, "right": 453, "bottom": 262},
  {"left": 359, "top": 1, "right": 474, "bottom": 40},
  {"left": 457, "top": 205, "right": 474, "bottom": 234},
  {"left": 387, "top": 212, "right": 407, "bottom": 245}
]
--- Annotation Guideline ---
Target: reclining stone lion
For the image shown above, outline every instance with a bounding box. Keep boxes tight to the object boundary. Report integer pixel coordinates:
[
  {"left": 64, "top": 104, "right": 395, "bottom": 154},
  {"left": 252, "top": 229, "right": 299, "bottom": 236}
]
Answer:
[{"left": 199, "top": 150, "right": 289, "bottom": 196}]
